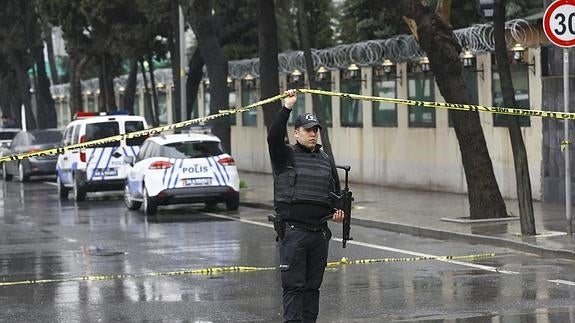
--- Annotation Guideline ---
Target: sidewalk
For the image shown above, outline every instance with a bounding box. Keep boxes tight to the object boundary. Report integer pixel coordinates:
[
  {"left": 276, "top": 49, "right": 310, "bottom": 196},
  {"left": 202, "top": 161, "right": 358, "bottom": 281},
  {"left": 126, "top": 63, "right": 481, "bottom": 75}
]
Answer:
[{"left": 238, "top": 171, "right": 575, "bottom": 259}]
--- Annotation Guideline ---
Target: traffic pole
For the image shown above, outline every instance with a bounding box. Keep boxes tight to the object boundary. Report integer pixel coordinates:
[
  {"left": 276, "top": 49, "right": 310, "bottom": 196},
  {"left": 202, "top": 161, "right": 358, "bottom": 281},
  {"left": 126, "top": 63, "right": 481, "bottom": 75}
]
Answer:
[{"left": 565, "top": 48, "right": 572, "bottom": 234}]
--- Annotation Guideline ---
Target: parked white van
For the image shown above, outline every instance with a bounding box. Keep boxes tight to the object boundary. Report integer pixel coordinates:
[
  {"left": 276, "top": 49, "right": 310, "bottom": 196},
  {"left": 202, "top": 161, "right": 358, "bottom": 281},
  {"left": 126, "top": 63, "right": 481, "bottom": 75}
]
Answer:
[{"left": 56, "top": 112, "right": 148, "bottom": 201}]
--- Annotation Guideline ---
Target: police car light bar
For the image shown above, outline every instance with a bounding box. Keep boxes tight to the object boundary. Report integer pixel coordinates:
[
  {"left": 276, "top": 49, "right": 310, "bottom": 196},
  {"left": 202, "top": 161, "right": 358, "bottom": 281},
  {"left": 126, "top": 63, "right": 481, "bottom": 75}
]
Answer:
[{"left": 73, "top": 110, "right": 130, "bottom": 120}]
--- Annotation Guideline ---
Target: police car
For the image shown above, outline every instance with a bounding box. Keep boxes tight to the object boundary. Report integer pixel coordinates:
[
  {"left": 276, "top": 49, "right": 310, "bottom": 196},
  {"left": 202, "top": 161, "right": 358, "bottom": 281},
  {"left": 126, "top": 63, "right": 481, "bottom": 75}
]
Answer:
[
  {"left": 56, "top": 112, "right": 148, "bottom": 201},
  {"left": 123, "top": 133, "right": 240, "bottom": 216}
]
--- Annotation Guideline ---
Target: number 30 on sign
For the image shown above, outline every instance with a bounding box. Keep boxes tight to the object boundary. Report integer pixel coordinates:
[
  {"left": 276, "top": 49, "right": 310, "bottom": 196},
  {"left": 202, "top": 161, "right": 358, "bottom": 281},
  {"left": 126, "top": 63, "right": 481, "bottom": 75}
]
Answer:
[{"left": 544, "top": 0, "right": 575, "bottom": 48}]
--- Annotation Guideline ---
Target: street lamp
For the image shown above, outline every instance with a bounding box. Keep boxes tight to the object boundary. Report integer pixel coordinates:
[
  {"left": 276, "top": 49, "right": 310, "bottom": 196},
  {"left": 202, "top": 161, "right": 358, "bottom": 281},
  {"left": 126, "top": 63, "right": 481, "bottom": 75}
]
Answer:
[{"left": 475, "top": 0, "right": 494, "bottom": 20}]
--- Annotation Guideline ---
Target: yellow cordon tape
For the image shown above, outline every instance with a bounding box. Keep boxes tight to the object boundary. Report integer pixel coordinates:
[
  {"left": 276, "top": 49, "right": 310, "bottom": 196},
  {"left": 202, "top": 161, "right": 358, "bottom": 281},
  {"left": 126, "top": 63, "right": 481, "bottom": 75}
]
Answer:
[
  {"left": 326, "top": 252, "right": 495, "bottom": 267},
  {"left": 0, "top": 92, "right": 288, "bottom": 163},
  {"left": 299, "top": 88, "right": 575, "bottom": 121},
  {"left": 0, "top": 253, "right": 495, "bottom": 287},
  {"left": 1, "top": 87, "right": 572, "bottom": 163}
]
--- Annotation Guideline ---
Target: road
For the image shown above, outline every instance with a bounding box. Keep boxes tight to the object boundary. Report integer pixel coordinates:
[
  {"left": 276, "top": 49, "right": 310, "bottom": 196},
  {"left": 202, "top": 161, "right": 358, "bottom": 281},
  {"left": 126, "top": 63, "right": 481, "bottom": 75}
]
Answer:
[{"left": 1, "top": 179, "right": 575, "bottom": 322}]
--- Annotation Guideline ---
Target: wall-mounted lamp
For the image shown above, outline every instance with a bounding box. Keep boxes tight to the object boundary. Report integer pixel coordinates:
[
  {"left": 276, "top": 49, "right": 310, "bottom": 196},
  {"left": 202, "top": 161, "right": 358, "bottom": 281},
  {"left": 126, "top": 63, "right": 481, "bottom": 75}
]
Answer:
[
  {"left": 510, "top": 43, "right": 535, "bottom": 74},
  {"left": 243, "top": 73, "right": 255, "bottom": 89},
  {"left": 316, "top": 65, "right": 330, "bottom": 82},
  {"left": 119, "top": 86, "right": 126, "bottom": 94},
  {"left": 345, "top": 62, "right": 361, "bottom": 80},
  {"left": 375, "top": 59, "right": 402, "bottom": 85},
  {"left": 511, "top": 43, "right": 525, "bottom": 63},
  {"left": 227, "top": 76, "right": 235, "bottom": 89},
  {"left": 85, "top": 90, "right": 92, "bottom": 96},
  {"left": 419, "top": 56, "right": 431, "bottom": 73},
  {"left": 156, "top": 82, "right": 165, "bottom": 92},
  {"left": 203, "top": 78, "right": 210, "bottom": 90},
  {"left": 461, "top": 48, "right": 484, "bottom": 80},
  {"left": 288, "top": 68, "right": 303, "bottom": 85}
]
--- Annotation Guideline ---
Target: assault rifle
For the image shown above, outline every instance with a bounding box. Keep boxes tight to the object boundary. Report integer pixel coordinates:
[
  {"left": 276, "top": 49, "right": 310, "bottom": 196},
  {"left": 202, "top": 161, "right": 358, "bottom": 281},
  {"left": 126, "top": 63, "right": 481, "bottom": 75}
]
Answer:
[{"left": 330, "top": 165, "right": 354, "bottom": 248}]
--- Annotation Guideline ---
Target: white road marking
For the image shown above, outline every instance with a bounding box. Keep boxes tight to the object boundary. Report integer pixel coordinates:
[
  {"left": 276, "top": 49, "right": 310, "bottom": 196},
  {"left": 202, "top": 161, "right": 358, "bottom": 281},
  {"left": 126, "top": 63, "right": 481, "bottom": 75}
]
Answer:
[{"left": 204, "top": 212, "right": 519, "bottom": 275}]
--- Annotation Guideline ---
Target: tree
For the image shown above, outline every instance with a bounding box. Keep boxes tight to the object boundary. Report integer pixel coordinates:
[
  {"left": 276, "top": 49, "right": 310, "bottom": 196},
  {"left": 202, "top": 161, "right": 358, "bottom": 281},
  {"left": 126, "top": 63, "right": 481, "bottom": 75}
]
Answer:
[
  {"left": 400, "top": 0, "right": 508, "bottom": 220},
  {"left": 258, "top": 0, "right": 281, "bottom": 130},
  {"left": 189, "top": 0, "right": 231, "bottom": 153},
  {"left": 0, "top": 0, "right": 42, "bottom": 130},
  {"left": 493, "top": 0, "right": 535, "bottom": 235},
  {"left": 295, "top": 0, "right": 336, "bottom": 159},
  {"left": 185, "top": 1, "right": 258, "bottom": 123},
  {"left": 38, "top": 0, "right": 90, "bottom": 116}
]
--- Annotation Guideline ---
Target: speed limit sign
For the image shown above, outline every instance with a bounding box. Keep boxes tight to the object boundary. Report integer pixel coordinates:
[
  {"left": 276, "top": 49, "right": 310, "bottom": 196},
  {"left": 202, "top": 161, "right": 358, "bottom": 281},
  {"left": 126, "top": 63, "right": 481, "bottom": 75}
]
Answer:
[{"left": 544, "top": 0, "right": 575, "bottom": 47}]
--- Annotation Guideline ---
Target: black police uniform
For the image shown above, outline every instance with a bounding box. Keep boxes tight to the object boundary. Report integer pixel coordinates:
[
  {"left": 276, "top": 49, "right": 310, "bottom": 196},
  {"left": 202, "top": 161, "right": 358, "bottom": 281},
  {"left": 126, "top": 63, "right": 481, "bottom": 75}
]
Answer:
[{"left": 267, "top": 107, "right": 340, "bottom": 323}]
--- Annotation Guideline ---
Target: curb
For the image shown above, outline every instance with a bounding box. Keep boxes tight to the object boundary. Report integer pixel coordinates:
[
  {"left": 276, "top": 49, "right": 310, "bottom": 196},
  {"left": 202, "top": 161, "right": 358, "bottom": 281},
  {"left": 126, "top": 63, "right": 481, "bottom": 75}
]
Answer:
[
  {"left": 240, "top": 201, "right": 575, "bottom": 260},
  {"left": 352, "top": 217, "right": 575, "bottom": 260}
]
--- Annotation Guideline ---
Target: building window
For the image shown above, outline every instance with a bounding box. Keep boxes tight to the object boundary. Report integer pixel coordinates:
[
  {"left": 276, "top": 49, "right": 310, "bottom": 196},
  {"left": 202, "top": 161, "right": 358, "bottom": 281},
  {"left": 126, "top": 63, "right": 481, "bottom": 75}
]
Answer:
[
  {"left": 317, "top": 81, "right": 333, "bottom": 127},
  {"left": 408, "top": 69, "right": 435, "bottom": 128},
  {"left": 372, "top": 76, "right": 397, "bottom": 127},
  {"left": 158, "top": 91, "right": 167, "bottom": 125},
  {"left": 134, "top": 93, "right": 141, "bottom": 116},
  {"left": 87, "top": 95, "right": 96, "bottom": 112},
  {"left": 241, "top": 80, "right": 258, "bottom": 127},
  {"left": 340, "top": 71, "right": 362, "bottom": 127},
  {"left": 203, "top": 85, "right": 211, "bottom": 118},
  {"left": 448, "top": 69, "right": 479, "bottom": 127},
  {"left": 492, "top": 64, "right": 530, "bottom": 127}
]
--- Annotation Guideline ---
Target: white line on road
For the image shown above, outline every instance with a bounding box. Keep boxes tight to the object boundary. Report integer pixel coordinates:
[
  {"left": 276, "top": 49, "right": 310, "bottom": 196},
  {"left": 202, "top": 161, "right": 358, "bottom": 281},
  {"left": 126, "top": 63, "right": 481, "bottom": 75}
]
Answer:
[{"left": 204, "top": 212, "right": 519, "bottom": 275}]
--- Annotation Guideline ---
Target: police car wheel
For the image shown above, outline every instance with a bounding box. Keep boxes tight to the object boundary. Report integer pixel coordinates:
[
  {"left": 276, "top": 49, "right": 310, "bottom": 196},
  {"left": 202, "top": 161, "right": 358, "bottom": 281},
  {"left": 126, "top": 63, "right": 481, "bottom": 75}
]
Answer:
[
  {"left": 2, "top": 164, "right": 12, "bottom": 181},
  {"left": 58, "top": 177, "right": 70, "bottom": 199},
  {"left": 225, "top": 195, "right": 239, "bottom": 211},
  {"left": 143, "top": 187, "right": 157, "bottom": 216},
  {"left": 73, "top": 175, "right": 87, "bottom": 201},
  {"left": 124, "top": 185, "right": 141, "bottom": 210}
]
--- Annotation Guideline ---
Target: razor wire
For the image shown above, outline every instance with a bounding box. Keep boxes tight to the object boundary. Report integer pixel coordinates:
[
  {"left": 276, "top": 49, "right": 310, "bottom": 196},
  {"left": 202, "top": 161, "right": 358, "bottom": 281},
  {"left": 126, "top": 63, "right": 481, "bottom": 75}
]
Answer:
[{"left": 51, "top": 19, "right": 539, "bottom": 97}]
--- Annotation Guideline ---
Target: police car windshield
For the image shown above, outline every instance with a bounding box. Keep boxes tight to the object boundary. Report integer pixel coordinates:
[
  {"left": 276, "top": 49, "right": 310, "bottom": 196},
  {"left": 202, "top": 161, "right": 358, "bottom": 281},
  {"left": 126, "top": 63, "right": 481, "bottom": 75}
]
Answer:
[
  {"left": 86, "top": 122, "right": 120, "bottom": 147},
  {"left": 162, "top": 141, "right": 223, "bottom": 158}
]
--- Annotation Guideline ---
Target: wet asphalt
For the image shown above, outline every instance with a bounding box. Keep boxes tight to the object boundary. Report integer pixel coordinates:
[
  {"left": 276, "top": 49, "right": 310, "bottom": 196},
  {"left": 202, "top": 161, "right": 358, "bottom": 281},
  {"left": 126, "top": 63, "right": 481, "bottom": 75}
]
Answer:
[{"left": 2, "top": 179, "right": 575, "bottom": 322}]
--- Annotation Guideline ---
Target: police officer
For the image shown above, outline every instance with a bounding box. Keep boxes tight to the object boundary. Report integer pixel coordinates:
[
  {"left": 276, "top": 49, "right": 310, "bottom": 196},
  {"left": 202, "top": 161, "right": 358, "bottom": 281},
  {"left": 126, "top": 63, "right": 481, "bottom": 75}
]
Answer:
[{"left": 267, "top": 89, "right": 344, "bottom": 322}]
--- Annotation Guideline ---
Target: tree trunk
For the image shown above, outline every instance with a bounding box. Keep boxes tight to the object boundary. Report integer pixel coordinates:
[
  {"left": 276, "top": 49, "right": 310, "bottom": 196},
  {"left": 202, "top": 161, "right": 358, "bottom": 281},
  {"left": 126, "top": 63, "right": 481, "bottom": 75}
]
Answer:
[
  {"left": 98, "top": 54, "right": 117, "bottom": 112},
  {"left": 140, "top": 59, "right": 157, "bottom": 126},
  {"left": 148, "top": 56, "right": 160, "bottom": 124},
  {"left": 258, "top": 0, "right": 281, "bottom": 131},
  {"left": 170, "top": 0, "right": 182, "bottom": 122},
  {"left": 69, "top": 54, "right": 88, "bottom": 116},
  {"left": 186, "top": 20, "right": 257, "bottom": 120},
  {"left": 186, "top": 48, "right": 203, "bottom": 119},
  {"left": 190, "top": 0, "right": 231, "bottom": 153},
  {"left": 42, "top": 22, "right": 59, "bottom": 85},
  {"left": 493, "top": 0, "right": 535, "bottom": 234},
  {"left": 296, "top": 0, "right": 335, "bottom": 159},
  {"left": 401, "top": 0, "right": 507, "bottom": 219},
  {"left": 33, "top": 42, "right": 57, "bottom": 128},
  {"left": 123, "top": 59, "right": 138, "bottom": 114}
]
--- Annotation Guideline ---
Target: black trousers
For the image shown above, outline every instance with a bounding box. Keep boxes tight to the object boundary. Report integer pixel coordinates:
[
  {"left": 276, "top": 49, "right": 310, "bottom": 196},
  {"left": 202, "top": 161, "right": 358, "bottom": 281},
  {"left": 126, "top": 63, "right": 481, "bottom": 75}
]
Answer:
[{"left": 279, "top": 225, "right": 330, "bottom": 323}]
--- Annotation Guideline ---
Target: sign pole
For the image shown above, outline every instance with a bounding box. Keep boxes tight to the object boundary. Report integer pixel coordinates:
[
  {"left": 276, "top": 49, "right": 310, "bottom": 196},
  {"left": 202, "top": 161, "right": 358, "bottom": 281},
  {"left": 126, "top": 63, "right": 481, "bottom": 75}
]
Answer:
[
  {"left": 543, "top": 0, "right": 575, "bottom": 234},
  {"left": 565, "top": 48, "right": 572, "bottom": 234}
]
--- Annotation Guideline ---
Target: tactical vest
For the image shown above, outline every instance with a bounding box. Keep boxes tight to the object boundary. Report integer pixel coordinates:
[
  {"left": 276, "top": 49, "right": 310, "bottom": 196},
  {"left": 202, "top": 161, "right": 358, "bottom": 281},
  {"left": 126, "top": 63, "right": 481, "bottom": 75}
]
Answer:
[{"left": 274, "top": 145, "right": 333, "bottom": 207}]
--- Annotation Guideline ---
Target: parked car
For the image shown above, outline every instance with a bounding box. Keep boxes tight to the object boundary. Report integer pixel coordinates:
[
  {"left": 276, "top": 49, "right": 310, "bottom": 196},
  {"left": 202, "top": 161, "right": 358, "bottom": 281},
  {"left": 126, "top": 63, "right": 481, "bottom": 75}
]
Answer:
[
  {"left": 123, "top": 133, "right": 240, "bottom": 216},
  {"left": 0, "top": 128, "right": 20, "bottom": 173},
  {"left": 56, "top": 112, "right": 148, "bottom": 201},
  {"left": 0, "top": 128, "right": 20, "bottom": 150},
  {"left": 2, "top": 129, "right": 63, "bottom": 182}
]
